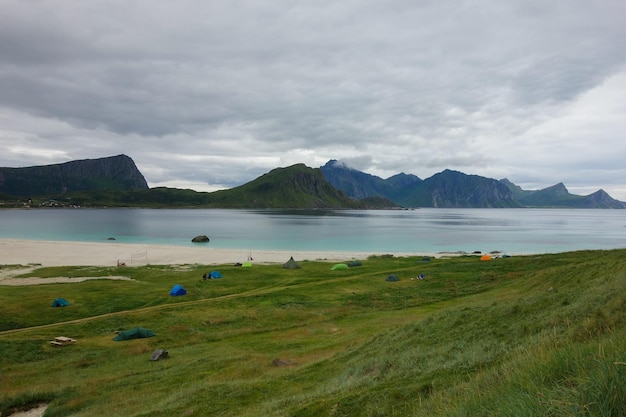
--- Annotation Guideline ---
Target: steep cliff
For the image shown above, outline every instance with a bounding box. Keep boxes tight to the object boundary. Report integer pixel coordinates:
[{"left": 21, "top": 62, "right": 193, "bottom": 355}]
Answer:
[{"left": 0, "top": 154, "right": 148, "bottom": 197}]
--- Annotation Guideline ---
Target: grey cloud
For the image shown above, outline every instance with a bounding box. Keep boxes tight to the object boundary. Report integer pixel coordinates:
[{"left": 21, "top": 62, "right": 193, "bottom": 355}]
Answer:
[{"left": 1, "top": 0, "right": 626, "bottom": 199}]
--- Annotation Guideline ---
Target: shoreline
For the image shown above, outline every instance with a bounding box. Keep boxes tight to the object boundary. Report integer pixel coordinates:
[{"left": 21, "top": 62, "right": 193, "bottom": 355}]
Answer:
[{"left": 0, "top": 239, "right": 435, "bottom": 268}]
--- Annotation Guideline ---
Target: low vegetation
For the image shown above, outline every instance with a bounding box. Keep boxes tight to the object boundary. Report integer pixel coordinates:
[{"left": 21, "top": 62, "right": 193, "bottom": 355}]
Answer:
[{"left": 1, "top": 250, "right": 625, "bottom": 416}]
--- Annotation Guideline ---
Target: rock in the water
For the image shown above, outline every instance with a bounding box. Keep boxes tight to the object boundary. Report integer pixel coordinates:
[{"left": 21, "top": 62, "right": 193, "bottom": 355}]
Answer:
[{"left": 192, "top": 235, "right": 210, "bottom": 243}]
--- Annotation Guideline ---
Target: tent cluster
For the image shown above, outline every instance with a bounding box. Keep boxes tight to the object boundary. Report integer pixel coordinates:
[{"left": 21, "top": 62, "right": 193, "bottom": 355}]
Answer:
[
  {"left": 480, "top": 253, "right": 511, "bottom": 260},
  {"left": 330, "top": 261, "right": 362, "bottom": 270},
  {"left": 203, "top": 271, "right": 223, "bottom": 280}
]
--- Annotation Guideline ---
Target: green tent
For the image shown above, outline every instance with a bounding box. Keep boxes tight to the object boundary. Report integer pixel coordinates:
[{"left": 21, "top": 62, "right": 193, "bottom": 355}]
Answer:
[
  {"left": 113, "top": 327, "right": 155, "bottom": 341},
  {"left": 51, "top": 298, "right": 70, "bottom": 307},
  {"left": 330, "top": 263, "right": 349, "bottom": 270},
  {"left": 386, "top": 274, "right": 400, "bottom": 282},
  {"left": 242, "top": 261, "right": 252, "bottom": 267}
]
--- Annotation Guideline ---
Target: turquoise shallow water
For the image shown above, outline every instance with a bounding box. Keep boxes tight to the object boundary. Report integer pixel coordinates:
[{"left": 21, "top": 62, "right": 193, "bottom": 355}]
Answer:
[{"left": 1, "top": 208, "right": 625, "bottom": 254}]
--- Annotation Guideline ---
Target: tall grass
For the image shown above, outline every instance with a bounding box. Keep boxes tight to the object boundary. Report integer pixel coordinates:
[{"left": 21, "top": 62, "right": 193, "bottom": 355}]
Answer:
[{"left": 1, "top": 249, "right": 625, "bottom": 416}]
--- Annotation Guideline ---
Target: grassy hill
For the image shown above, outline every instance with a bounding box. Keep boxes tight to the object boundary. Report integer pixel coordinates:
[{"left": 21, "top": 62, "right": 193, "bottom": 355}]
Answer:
[
  {"left": 1, "top": 249, "right": 625, "bottom": 416},
  {"left": 18, "top": 164, "right": 395, "bottom": 209}
]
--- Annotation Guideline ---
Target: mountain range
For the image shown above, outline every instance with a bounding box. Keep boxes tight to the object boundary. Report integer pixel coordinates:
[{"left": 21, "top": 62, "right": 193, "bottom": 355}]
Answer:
[
  {"left": 320, "top": 160, "right": 626, "bottom": 209},
  {"left": 0, "top": 155, "right": 624, "bottom": 209}
]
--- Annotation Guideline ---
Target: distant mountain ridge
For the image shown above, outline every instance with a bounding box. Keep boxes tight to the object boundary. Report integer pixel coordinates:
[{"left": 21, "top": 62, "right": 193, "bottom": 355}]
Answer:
[
  {"left": 0, "top": 158, "right": 396, "bottom": 209},
  {"left": 1, "top": 156, "right": 624, "bottom": 209},
  {"left": 320, "top": 160, "right": 626, "bottom": 208},
  {"left": 0, "top": 154, "right": 148, "bottom": 197}
]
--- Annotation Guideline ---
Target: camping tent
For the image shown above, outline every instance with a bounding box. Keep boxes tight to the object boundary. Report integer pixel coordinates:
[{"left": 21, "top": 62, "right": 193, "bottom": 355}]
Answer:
[
  {"left": 480, "top": 254, "right": 492, "bottom": 261},
  {"left": 330, "top": 263, "right": 349, "bottom": 270},
  {"left": 283, "top": 257, "right": 301, "bottom": 269},
  {"left": 241, "top": 261, "right": 252, "bottom": 267},
  {"left": 169, "top": 284, "right": 187, "bottom": 296},
  {"left": 51, "top": 298, "right": 70, "bottom": 307},
  {"left": 386, "top": 274, "right": 400, "bottom": 282},
  {"left": 202, "top": 271, "right": 222, "bottom": 280},
  {"left": 348, "top": 260, "right": 362, "bottom": 267},
  {"left": 113, "top": 327, "right": 155, "bottom": 341}
]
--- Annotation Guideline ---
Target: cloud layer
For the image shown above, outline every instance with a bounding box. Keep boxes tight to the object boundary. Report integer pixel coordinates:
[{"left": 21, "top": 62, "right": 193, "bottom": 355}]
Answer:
[{"left": 1, "top": 0, "right": 625, "bottom": 199}]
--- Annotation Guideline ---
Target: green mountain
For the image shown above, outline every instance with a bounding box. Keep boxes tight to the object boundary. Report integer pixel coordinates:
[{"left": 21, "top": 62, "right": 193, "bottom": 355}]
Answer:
[
  {"left": 0, "top": 154, "right": 148, "bottom": 197},
  {"left": 20, "top": 163, "right": 397, "bottom": 209},
  {"left": 207, "top": 163, "right": 393, "bottom": 208}
]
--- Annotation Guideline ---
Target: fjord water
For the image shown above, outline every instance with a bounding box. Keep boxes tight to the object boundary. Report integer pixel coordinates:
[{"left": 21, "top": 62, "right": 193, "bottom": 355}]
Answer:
[{"left": 1, "top": 208, "right": 625, "bottom": 254}]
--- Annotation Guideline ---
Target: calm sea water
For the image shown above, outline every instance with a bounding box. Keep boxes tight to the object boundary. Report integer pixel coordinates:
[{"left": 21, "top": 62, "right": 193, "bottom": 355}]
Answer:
[{"left": 1, "top": 208, "right": 625, "bottom": 254}]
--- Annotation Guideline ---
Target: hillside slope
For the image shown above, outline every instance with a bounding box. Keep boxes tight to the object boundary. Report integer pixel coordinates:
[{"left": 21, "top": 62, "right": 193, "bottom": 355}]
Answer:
[
  {"left": 208, "top": 163, "right": 390, "bottom": 208},
  {"left": 0, "top": 154, "right": 148, "bottom": 197}
]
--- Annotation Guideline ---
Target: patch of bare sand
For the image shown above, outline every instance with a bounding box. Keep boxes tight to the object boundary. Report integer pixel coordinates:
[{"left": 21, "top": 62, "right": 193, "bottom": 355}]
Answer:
[
  {"left": 0, "top": 264, "right": 133, "bottom": 286},
  {"left": 7, "top": 404, "right": 48, "bottom": 417},
  {"left": 0, "top": 275, "right": 132, "bottom": 286}
]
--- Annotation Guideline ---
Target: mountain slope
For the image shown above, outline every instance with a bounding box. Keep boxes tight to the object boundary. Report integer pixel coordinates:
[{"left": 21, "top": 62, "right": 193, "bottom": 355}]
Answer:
[
  {"left": 322, "top": 160, "right": 625, "bottom": 208},
  {"left": 0, "top": 154, "right": 148, "bottom": 197},
  {"left": 208, "top": 163, "right": 378, "bottom": 208},
  {"left": 49, "top": 164, "right": 397, "bottom": 209},
  {"left": 500, "top": 180, "right": 626, "bottom": 208},
  {"left": 398, "top": 169, "right": 521, "bottom": 208},
  {"left": 320, "top": 160, "right": 421, "bottom": 200}
]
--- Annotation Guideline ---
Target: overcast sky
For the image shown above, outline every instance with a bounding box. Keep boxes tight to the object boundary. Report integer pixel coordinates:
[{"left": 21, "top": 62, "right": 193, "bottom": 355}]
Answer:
[{"left": 1, "top": 1, "right": 625, "bottom": 200}]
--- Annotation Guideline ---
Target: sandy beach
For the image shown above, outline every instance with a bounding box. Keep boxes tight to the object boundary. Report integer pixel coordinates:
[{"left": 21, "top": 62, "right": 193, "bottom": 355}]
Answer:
[{"left": 0, "top": 239, "right": 427, "bottom": 268}]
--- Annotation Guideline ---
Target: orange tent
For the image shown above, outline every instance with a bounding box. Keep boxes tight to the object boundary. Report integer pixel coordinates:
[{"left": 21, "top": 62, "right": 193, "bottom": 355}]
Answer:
[{"left": 480, "top": 254, "right": 492, "bottom": 261}]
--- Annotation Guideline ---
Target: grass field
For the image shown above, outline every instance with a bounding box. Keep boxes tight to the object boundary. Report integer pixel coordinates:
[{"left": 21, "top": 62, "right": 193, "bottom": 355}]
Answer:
[{"left": 1, "top": 250, "right": 625, "bottom": 416}]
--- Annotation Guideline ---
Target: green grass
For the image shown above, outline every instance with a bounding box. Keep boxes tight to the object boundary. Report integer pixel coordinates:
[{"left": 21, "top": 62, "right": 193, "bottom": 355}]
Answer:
[{"left": 1, "top": 250, "right": 625, "bottom": 416}]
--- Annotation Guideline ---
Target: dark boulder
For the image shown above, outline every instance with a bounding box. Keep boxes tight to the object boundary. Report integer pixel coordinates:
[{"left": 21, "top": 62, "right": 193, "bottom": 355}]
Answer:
[
  {"left": 150, "top": 349, "right": 169, "bottom": 361},
  {"left": 191, "top": 235, "right": 210, "bottom": 243}
]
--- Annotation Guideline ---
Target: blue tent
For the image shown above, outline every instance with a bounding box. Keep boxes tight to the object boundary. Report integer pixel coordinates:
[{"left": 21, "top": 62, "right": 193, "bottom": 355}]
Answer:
[
  {"left": 51, "top": 297, "right": 70, "bottom": 307},
  {"left": 209, "top": 271, "right": 222, "bottom": 278},
  {"left": 169, "top": 284, "right": 187, "bottom": 296}
]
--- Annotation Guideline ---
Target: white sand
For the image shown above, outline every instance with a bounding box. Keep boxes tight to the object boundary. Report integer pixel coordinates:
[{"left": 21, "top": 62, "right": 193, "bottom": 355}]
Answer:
[
  {"left": 0, "top": 239, "right": 427, "bottom": 268},
  {"left": 6, "top": 404, "right": 48, "bottom": 417}
]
